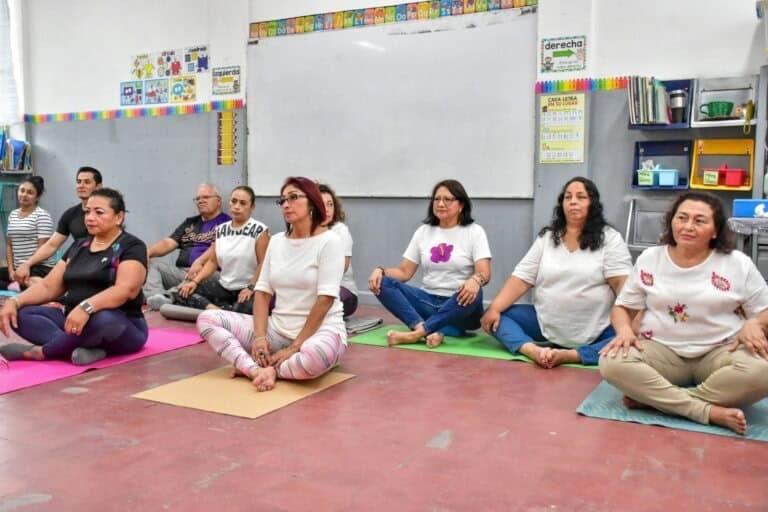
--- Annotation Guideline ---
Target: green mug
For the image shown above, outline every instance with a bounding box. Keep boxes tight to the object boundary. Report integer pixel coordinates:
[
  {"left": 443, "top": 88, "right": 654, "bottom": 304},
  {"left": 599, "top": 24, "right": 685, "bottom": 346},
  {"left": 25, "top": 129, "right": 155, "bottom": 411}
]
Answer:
[{"left": 700, "top": 101, "right": 734, "bottom": 118}]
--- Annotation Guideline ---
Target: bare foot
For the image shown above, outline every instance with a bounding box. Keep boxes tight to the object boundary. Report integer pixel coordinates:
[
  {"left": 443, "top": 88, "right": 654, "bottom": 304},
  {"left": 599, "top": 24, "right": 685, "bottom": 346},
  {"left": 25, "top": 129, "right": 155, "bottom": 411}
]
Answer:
[
  {"left": 709, "top": 405, "right": 747, "bottom": 435},
  {"left": 251, "top": 366, "right": 277, "bottom": 392},
  {"left": 386, "top": 329, "right": 423, "bottom": 346},
  {"left": 425, "top": 332, "right": 444, "bottom": 349},
  {"left": 622, "top": 396, "right": 653, "bottom": 410},
  {"left": 546, "top": 348, "right": 581, "bottom": 368},
  {"left": 519, "top": 343, "right": 549, "bottom": 368}
]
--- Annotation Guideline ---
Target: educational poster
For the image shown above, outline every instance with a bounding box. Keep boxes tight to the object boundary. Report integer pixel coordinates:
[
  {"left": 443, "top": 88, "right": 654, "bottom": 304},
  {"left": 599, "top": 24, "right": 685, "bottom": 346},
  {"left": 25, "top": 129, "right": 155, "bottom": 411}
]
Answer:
[
  {"left": 170, "top": 75, "right": 197, "bottom": 103},
  {"left": 184, "top": 46, "right": 209, "bottom": 73},
  {"left": 541, "top": 36, "right": 586, "bottom": 73},
  {"left": 130, "top": 54, "right": 152, "bottom": 80},
  {"left": 212, "top": 66, "right": 241, "bottom": 95},
  {"left": 144, "top": 78, "right": 169, "bottom": 104},
  {"left": 539, "top": 93, "right": 585, "bottom": 164},
  {"left": 158, "top": 50, "right": 183, "bottom": 77},
  {"left": 120, "top": 81, "right": 144, "bottom": 106}
]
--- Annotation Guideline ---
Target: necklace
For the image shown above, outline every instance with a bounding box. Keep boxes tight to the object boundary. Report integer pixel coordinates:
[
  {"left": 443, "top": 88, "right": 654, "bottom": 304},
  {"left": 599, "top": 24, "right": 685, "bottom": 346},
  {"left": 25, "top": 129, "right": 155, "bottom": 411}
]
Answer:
[{"left": 92, "top": 231, "right": 122, "bottom": 248}]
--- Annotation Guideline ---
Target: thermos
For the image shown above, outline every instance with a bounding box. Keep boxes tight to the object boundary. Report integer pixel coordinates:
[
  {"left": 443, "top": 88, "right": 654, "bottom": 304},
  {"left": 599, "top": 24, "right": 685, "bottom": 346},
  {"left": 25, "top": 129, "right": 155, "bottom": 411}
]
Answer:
[{"left": 669, "top": 89, "right": 687, "bottom": 123}]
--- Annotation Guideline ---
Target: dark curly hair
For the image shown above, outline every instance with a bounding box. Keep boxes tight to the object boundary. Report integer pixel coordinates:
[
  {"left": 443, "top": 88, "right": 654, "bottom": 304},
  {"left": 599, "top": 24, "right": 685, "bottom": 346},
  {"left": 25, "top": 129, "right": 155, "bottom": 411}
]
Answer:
[
  {"left": 660, "top": 191, "right": 734, "bottom": 253},
  {"left": 423, "top": 179, "right": 474, "bottom": 226},
  {"left": 539, "top": 176, "right": 608, "bottom": 251}
]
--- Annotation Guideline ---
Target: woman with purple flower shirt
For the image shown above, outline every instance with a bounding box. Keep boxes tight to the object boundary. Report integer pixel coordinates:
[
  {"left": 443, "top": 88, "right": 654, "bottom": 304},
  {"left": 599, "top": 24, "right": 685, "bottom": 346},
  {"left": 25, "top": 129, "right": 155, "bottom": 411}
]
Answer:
[
  {"left": 368, "top": 180, "right": 491, "bottom": 348},
  {"left": 481, "top": 177, "right": 632, "bottom": 368},
  {"left": 0, "top": 188, "right": 149, "bottom": 366}
]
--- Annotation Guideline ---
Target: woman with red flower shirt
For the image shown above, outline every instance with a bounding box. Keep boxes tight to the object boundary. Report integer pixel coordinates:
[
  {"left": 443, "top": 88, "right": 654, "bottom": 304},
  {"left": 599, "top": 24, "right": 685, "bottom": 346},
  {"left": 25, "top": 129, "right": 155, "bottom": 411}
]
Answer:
[{"left": 601, "top": 192, "right": 768, "bottom": 435}]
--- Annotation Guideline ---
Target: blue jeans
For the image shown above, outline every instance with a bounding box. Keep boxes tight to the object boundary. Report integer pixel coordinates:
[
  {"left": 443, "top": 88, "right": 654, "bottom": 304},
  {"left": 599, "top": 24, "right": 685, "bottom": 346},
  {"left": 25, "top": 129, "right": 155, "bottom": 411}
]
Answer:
[
  {"left": 15, "top": 306, "right": 149, "bottom": 360},
  {"left": 375, "top": 276, "right": 483, "bottom": 336},
  {"left": 492, "top": 304, "right": 614, "bottom": 365}
]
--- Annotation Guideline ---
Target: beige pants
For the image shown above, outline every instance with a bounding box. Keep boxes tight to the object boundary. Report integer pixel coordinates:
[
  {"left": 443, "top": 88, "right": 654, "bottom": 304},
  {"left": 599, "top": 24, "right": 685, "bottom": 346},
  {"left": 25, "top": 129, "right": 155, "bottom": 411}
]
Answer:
[{"left": 599, "top": 339, "right": 768, "bottom": 424}]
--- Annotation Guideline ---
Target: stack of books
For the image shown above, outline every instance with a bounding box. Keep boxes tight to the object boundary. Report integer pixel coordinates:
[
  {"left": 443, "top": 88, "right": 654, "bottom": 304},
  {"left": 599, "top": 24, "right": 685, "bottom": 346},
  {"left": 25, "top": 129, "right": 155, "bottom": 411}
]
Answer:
[{"left": 628, "top": 76, "right": 671, "bottom": 125}]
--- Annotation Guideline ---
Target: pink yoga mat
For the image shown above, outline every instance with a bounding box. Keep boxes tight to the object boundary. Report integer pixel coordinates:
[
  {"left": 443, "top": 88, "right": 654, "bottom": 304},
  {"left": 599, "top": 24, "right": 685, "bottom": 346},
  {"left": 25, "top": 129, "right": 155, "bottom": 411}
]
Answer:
[{"left": 0, "top": 327, "right": 202, "bottom": 394}]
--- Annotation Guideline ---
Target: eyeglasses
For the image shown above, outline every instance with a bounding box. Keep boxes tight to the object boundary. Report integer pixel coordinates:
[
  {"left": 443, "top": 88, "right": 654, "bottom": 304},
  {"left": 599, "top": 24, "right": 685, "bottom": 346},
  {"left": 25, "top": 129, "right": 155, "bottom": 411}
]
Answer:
[
  {"left": 432, "top": 196, "right": 458, "bottom": 205},
  {"left": 275, "top": 193, "right": 307, "bottom": 206},
  {"left": 192, "top": 195, "right": 220, "bottom": 203}
]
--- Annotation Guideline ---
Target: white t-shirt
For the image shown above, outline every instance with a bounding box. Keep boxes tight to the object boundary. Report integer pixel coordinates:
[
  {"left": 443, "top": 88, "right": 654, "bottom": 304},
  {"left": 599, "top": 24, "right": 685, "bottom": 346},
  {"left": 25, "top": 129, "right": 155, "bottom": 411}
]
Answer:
[
  {"left": 215, "top": 218, "right": 268, "bottom": 290},
  {"left": 403, "top": 223, "right": 492, "bottom": 297},
  {"left": 330, "top": 222, "right": 358, "bottom": 296},
  {"left": 616, "top": 245, "right": 768, "bottom": 358},
  {"left": 513, "top": 227, "right": 632, "bottom": 347},
  {"left": 7, "top": 207, "right": 56, "bottom": 268},
  {"left": 254, "top": 230, "right": 347, "bottom": 341}
]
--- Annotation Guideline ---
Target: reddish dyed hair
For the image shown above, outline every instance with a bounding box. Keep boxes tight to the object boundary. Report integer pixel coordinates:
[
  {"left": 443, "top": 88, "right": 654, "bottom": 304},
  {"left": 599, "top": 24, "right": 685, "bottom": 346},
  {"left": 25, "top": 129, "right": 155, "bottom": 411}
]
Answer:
[{"left": 281, "top": 176, "right": 327, "bottom": 234}]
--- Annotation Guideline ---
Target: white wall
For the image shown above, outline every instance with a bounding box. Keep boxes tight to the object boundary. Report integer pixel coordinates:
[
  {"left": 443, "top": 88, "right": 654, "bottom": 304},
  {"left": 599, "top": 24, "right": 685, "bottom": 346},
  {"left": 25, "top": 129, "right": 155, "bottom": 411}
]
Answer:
[
  {"left": 539, "top": 0, "right": 765, "bottom": 80},
  {"left": 21, "top": 0, "right": 248, "bottom": 114},
  {"left": 249, "top": 0, "right": 394, "bottom": 21}
]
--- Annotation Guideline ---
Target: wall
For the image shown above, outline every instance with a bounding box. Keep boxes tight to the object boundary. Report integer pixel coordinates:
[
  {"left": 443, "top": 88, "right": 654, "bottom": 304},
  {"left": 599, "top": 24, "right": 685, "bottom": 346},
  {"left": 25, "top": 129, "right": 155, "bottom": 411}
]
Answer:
[
  {"left": 538, "top": 0, "right": 765, "bottom": 81},
  {"left": 21, "top": 0, "right": 248, "bottom": 114}
]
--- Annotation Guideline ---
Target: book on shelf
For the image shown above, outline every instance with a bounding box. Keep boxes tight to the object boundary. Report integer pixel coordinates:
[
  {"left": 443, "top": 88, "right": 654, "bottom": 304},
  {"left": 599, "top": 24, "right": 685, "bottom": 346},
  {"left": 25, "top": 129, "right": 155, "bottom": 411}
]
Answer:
[{"left": 627, "top": 76, "right": 671, "bottom": 125}]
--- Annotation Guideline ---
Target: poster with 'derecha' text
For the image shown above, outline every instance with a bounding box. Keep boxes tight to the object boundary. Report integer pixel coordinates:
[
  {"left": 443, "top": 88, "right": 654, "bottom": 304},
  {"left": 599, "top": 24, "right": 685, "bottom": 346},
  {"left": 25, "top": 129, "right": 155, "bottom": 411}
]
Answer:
[{"left": 539, "top": 93, "right": 585, "bottom": 164}]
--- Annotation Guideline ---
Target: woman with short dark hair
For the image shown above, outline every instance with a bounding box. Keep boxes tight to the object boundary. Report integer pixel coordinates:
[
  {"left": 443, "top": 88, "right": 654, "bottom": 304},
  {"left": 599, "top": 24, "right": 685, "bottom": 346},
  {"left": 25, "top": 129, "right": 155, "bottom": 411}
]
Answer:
[
  {"left": 0, "top": 188, "right": 149, "bottom": 366},
  {"left": 482, "top": 177, "right": 632, "bottom": 368},
  {"left": 600, "top": 191, "right": 768, "bottom": 435},
  {"left": 368, "top": 179, "right": 492, "bottom": 348}
]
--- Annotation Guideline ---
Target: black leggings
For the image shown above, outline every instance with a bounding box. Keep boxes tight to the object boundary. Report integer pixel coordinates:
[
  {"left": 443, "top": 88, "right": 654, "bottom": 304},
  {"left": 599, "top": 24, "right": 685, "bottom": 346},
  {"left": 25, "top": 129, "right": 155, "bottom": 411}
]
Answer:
[{"left": 174, "top": 279, "right": 253, "bottom": 314}]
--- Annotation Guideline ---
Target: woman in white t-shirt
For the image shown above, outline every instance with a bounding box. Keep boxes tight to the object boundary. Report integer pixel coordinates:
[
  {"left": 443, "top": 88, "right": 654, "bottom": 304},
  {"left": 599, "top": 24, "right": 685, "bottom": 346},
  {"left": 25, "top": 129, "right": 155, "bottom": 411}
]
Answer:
[
  {"left": 368, "top": 179, "right": 492, "bottom": 348},
  {"left": 318, "top": 183, "right": 358, "bottom": 317},
  {"left": 197, "top": 177, "right": 346, "bottom": 391},
  {"left": 600, "top": 192, "right": 768, "bottom": 435},
  {"left": 176, "top": 186, "right": 269, "bottom": 313},
  {"left": 0, "top": 177, "right": 57, "bottom": 290},
  {"left": 481, "top": 177, "right": 632, "bottom": 368}
]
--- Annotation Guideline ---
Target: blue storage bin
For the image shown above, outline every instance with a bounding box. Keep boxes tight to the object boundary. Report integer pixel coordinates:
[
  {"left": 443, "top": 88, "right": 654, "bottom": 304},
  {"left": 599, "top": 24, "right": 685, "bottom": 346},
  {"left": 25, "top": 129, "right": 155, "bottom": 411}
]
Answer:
[
  {"left": 657, "top": 168, "right": 680, "bottom": 187},
  {"left": 733, "top": 199, "right": 768, "bottom": 218}
]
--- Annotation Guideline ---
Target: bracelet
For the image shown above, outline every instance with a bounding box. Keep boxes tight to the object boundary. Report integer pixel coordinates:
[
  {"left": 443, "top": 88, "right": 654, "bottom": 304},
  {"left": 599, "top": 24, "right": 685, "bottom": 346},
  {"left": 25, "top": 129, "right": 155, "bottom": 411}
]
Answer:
[
  {"left": 472, "top": 274, "right": 485, "bottom": 286},
  {"left": 253, "top": 335, "right": 267, "bottom": 342},
  {"left": 8, "top": 296, "right": 20, "bottom": 308},
  {"left": 377, "top": 266, "right": 386, "bottom": 277}
]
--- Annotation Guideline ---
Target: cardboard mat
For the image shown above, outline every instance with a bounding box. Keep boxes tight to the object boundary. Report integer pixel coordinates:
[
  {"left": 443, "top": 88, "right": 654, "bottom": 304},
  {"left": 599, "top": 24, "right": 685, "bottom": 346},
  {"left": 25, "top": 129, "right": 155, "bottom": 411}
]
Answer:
[
  {"left": 577, "top": 381, "right": 768, "bottom": 442},
  {"left": 133, "top": 366, "right": 355, "bottom": 418},
  {"left": 350, "top": 325, "right": 597, "bottom": 369}
]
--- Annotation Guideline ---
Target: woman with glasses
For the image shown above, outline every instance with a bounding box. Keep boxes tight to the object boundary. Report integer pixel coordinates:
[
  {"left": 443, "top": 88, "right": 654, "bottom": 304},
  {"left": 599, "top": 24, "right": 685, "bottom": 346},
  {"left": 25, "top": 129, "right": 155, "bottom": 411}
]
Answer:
[
  {"left": 481, "top": 177, "right": 632, "bottom": 368},
  {"left": 368, "top": 179, "right": 492, "bottom": 348},
  {"left": 318, "top": 183, "right": 358, "bottom": 318},
  {"left": 176, "top": 186, "right": 269, "bottom": 313},
  {"left": 197, "top": 177, "right": 347, "bottom": 391}
]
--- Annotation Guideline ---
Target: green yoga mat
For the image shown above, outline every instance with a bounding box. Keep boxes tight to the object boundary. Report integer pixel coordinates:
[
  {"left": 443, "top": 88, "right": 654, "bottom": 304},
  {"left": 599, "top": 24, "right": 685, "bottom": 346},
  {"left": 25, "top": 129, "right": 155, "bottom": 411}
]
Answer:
[
  {"left": 577, "top": 381, "right": 768, "bottom": 442},
  {"left": 349, "top": 325, "right": 596, "bottom": 369}
]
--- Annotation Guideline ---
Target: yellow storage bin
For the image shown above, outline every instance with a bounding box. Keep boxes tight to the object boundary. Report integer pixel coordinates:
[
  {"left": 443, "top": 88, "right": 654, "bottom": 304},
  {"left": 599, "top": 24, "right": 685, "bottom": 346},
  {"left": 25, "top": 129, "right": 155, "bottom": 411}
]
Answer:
[{"left": 690, "top": 139, "right": 754, "bottom": 191}]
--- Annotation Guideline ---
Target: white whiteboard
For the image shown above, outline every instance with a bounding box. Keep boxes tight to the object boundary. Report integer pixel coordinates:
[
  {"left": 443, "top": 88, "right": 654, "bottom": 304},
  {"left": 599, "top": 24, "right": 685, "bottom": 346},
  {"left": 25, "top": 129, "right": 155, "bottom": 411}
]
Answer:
[{"left": 247, "top": 9, "right": 536, "bottom": 198}]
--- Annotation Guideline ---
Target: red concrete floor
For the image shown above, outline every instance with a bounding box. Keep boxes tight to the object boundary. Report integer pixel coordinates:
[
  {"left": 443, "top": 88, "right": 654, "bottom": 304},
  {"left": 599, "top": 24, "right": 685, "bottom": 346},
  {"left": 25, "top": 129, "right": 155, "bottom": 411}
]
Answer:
[{"left": 1, "top": 305, "right": 767, "bottom": 511}]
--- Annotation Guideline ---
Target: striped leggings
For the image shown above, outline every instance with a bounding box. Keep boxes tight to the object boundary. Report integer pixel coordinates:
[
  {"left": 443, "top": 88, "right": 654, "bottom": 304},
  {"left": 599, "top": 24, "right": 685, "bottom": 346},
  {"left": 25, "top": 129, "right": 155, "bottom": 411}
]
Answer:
[{"left": 197, "top": 310, "right": 346, "bottom": 380}]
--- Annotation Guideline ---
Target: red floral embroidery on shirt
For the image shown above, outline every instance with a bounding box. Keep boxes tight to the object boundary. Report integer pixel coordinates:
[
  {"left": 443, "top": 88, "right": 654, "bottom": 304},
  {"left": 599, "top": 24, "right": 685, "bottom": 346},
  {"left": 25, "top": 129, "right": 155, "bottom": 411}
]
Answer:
[
  {"left": 640, "top": 269, "right": 654, "bottom": 286},
  {"left": 711, "top": 271, "right": 731, "bottom": 292},
  {"left": 640, "top": 330, "right": 654, "bottom": 339},
  {"left": 668, "top": 303, "right": 689, "bottom": 323}
]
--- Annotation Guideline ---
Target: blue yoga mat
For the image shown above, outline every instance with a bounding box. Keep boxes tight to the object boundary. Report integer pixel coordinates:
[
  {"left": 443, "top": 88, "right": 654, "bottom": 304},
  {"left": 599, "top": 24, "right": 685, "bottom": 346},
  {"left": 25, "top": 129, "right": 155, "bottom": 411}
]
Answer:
[{"left": 577, "top": 381, "right": 768, "bottom": 442}]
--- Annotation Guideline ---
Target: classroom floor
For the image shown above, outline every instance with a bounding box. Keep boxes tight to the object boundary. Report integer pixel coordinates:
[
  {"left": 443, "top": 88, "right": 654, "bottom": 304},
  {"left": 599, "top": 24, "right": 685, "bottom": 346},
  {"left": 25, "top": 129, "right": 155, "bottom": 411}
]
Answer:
[{"left": 1, "top": 305, "right": 766, "bottom": 512}]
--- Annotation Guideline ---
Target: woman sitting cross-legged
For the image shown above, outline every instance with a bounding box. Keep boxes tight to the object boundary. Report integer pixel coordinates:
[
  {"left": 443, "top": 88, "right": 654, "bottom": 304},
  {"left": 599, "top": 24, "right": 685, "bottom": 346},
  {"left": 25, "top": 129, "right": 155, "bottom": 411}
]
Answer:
[
  {"left": 196, "top": 177, "right": 347, "bottom": 391},
  {"left": 175, "top": 186, "right": 269, "bottom": 313},
  {"left": 0, "top": 188, "right": 149, "bottom": 366},
  {"left": 599, "top": 192, "right": 768, "bottom": 435},
  {"left": 481, "top": 177, "right": 632, "bottom": 368},
  {"left": 368, "top": 179, "right": 491, "bottom": 348}
]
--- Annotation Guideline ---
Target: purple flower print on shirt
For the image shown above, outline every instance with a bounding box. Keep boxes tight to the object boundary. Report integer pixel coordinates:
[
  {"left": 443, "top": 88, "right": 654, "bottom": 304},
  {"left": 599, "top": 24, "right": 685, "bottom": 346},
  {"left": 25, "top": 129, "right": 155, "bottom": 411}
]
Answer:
[{"left": 430, "top": 243, "right": 453, "bottom": 263}]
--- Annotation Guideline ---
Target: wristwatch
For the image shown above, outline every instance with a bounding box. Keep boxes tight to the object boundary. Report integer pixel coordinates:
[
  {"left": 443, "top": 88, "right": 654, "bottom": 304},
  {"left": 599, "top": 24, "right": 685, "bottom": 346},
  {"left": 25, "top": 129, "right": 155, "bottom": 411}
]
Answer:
[
  {"left": 78, "top": 300, "right": 94, "bottom": 315},
  {"left": 247, "top": 284, "right": 256, "bottom": 292}
]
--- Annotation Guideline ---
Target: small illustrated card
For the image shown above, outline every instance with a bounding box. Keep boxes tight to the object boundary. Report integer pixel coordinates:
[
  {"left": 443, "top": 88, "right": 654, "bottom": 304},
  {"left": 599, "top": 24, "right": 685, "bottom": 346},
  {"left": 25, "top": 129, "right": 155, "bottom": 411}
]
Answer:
[
  {"left": 144, "top": 78, "right": 169, "bottom": 104},
  {"left": 120, "top": 81, "right": 144, "bottom": 106},
  {"left": 183, "top": 45, "right": 209, "bottom": 73},
  {"left": 170, "top": 75, "right": 197, "bottom": 103},
  {"left": 212, "top": 66, "right": 241, "bottom": 95}
]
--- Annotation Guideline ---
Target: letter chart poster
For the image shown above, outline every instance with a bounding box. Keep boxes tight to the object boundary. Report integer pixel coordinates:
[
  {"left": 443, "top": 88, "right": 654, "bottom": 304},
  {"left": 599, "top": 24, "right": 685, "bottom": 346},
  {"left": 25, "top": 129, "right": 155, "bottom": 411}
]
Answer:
[
  {"left": 541, "top": 36, "right": 586, "bottom": 73},
  {"left": 539, "top": 93, "right": 585, "bottom": 164}
]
